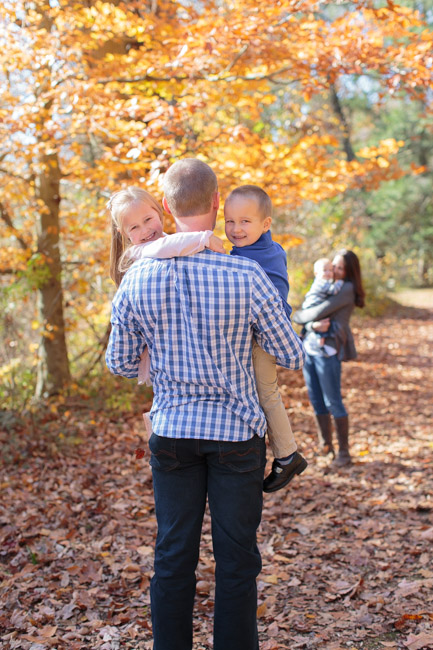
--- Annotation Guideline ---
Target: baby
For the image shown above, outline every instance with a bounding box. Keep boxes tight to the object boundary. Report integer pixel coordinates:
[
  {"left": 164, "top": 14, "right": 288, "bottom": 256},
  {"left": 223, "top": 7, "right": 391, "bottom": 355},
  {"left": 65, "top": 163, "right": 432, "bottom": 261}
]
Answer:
[{"left": 302, "top": 257, "right": 344, "bottom": 349}]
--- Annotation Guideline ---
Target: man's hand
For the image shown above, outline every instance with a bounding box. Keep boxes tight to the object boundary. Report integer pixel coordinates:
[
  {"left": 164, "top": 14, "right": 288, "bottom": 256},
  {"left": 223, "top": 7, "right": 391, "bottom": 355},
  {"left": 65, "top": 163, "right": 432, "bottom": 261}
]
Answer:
[
  {"left": 312, "top": 318, "right": 330, "bottom": 332},
  {"left": 207, "top": 234, "right": 226, "bottom": 254}
]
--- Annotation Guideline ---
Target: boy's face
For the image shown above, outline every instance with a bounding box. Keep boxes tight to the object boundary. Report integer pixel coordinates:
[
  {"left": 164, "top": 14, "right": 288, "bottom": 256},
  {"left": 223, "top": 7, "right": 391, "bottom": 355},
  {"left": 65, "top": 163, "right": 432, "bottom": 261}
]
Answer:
[
  {"left": 122, "top": 201, "right": 163, "bottom": 245},
  {"left": 317, "top": 261, "right": 334, "bottom": 281},
  {"left": 224, "top": 196, "right": 271, "bottom": 247}
]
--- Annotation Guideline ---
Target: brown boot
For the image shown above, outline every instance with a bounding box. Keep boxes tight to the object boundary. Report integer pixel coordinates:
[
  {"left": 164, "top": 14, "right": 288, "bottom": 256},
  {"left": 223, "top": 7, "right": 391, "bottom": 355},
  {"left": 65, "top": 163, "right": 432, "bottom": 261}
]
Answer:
[
  {"left": 333, "top": 416, "right": 352, "bottom": 467},
  {"left": 315, "top": 413, "right": 334, "bottom": 456}
]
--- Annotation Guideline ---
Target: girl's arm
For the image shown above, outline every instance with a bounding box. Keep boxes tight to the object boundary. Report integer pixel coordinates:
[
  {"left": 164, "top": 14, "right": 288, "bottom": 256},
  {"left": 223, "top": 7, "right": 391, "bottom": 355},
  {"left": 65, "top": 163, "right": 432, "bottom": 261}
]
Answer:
[
  {"left": 126, "top": 231, "right": 224, "bottom": 261},
  {"left": 293, "top": 282, "right": 354, "bottom": 325}
]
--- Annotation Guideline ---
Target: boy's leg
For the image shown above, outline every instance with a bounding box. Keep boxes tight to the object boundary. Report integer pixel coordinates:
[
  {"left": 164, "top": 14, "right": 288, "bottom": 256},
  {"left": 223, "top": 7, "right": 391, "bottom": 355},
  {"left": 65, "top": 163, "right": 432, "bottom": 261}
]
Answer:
[
  {"left": 252, "top": 340, "right": 296, "bottom": 458},
  {"left": 252, "top": 341, "right": 308, "bottom": 492}
]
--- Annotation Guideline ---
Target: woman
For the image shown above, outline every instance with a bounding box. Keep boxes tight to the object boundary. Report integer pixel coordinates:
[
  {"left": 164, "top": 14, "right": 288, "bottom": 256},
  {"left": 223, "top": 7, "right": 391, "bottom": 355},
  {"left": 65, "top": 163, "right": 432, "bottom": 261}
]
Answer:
[{"left": 293, "top": 250, "right": 365, "bottom": 466}]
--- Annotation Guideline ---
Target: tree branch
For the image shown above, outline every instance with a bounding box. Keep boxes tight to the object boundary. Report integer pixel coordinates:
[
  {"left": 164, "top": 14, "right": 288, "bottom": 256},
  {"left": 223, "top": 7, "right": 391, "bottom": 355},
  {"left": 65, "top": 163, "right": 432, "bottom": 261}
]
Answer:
[
  {"left": 329, "top": 82, "right": 357, "bottom": 162},
  {"left": 0, "top": 167, "right": 32, "bottom": 184},
  {"left": 223, "top": 44, "right": 249, "bottom": 74},
  {"left": 76, "top": 321, "right": 112, "bottom": 380},
  {"left": 0, "top": 202, "right": 29, "bottom": 250},
  {"left": 96, "top": 64, "right": 299, "bottom": 86}
]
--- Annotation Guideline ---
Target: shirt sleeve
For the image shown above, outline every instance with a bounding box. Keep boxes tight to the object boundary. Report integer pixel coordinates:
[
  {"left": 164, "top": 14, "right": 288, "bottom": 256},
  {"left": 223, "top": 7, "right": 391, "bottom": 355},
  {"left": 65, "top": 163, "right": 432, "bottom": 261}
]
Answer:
[
  {"left": 302, "top": 278, "right": 321, "bottom": 306},
  {"left": 251, "top": 267, "right": 305, "bottom": 370},
  {"left": 105, "top": 285, "right": 146, "bottom": 378},
  {"left": 330, "top": 279, "right": 344, "bottom": 295},
  {"left": 316, "top": 279, "right": 343, "bottom": 296},
  {"left": 293, "top": 282, "right": 354, "bottom": 325},
  {"left": 126, "top": 231, "right": 213, "bottom": 260}
]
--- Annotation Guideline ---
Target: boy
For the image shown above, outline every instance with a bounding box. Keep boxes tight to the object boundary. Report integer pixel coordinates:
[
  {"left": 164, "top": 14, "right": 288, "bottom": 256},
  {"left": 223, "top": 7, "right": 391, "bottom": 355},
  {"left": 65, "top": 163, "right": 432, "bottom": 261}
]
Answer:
[
  {"left": 224, "top": 185, "right": 307, "bottom": 492},
  {"left": 302, "top": 257, "right": 344, "bottom": 352}
]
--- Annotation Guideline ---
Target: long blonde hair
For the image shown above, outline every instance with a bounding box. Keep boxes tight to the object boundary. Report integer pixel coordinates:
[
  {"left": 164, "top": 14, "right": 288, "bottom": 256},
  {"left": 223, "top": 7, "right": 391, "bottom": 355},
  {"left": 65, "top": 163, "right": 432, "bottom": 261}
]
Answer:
[{"left": 107, "top": 187, "right": 164, "bottom": 287}]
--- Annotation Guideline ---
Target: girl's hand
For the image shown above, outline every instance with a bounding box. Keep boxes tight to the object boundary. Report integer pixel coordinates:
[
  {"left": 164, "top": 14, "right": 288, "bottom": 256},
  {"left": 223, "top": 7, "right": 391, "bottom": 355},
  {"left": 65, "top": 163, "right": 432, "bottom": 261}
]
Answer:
[
  {"left": 207, "top": 234, "right": 226, "bottom": 254},
  {"left": 312, "top": 318, "right": 330, "bottom": 332}
]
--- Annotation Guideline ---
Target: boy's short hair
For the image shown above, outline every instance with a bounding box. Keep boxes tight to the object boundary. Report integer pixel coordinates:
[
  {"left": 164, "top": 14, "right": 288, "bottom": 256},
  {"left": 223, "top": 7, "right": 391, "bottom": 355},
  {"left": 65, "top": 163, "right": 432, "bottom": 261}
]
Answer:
[
  {"left": 225, "top": 185, "right": 272, "bottom": 220},
  {"left": 163, "top": 158, "right": 218, "bottom": 217},
  {"left": 313, "top": 258, "right": 330, "bottom": 275}
]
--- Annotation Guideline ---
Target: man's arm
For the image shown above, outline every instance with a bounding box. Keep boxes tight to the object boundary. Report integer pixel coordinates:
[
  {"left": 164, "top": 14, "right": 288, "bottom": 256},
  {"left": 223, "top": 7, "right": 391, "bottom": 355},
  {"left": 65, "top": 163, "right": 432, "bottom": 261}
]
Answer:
[
  {"left": 105, "top": 287, "right": 145, "bottom": 378},
  {"left": 293, "top": 282, "right": 354, "bottom": 325},
  {"left": 251, "top": 268, "right": 305, "bottom": 371}
]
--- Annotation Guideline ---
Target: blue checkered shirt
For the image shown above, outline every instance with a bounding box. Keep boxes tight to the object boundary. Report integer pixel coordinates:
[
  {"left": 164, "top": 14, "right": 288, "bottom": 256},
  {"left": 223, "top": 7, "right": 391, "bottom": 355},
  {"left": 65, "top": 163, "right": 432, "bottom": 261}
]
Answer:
[{"left": 106, "top": 250, "right": 305, "bottom": 441}]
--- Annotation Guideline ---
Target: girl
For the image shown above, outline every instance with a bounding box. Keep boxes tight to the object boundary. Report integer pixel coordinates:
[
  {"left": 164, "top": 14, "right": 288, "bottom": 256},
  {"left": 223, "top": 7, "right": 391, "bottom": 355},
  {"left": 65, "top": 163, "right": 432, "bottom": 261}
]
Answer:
[{"left": 108, "top": 186, "right": 225, "bottom": 387}]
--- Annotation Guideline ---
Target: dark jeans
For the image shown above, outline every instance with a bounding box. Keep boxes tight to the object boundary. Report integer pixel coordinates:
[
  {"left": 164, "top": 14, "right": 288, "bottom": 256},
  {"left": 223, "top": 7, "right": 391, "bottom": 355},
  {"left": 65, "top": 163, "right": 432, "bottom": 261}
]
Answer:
[
  {"left": 149, "top": 433, "right": 266, "bottom": 650},
  {"left": 302, "top": 352, "right": 348, "bottom": 419}
]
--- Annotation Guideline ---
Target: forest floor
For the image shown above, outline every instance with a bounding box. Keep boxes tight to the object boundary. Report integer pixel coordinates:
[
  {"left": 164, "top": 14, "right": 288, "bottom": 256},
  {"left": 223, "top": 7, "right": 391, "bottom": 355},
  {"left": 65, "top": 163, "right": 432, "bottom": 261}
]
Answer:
[{"left": 1, "top": 290, "right": 432, "bottom": 650}]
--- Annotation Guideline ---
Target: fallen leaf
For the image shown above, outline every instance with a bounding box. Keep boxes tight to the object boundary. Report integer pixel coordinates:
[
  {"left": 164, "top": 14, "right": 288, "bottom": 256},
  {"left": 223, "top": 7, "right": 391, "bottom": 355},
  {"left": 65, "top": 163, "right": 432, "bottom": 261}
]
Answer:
[{"left": 404, "top": 632, "right": 433, "bottom": 650}]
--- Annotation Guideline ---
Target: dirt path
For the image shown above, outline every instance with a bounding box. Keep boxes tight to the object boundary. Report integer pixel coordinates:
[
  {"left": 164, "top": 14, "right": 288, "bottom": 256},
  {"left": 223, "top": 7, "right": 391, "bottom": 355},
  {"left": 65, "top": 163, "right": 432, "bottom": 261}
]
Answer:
[
  {"left": 0, "top": 295, "right": 432, "bottom": 649},
  {"left": 262, "top": 294, "right": 433, "bottom": 649}
]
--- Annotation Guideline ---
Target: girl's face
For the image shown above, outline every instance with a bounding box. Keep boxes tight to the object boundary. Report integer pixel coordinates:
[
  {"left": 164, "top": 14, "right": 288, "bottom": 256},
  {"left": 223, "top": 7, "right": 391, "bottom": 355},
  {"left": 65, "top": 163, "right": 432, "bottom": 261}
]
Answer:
[
  {"left": 332, "top": 254, "right": 346, "bottom": 281},
  {"left": 121, "top": 201, "right": 163, "bottom": 245}
]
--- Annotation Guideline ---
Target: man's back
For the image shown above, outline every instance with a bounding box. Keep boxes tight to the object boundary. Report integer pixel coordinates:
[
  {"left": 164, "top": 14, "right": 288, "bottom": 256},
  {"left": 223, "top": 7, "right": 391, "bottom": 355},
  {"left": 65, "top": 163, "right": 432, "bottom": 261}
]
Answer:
[{"left": 107, "top": 249, "right": 304, "bottom": 441}]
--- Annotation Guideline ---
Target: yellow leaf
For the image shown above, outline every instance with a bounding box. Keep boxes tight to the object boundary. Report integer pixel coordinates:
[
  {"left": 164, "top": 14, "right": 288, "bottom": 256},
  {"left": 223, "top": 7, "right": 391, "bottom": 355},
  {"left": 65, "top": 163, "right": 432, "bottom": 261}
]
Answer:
[
  {"left": 377, "top": 156, "right": 390, "bottom": 168},
  {"left": 263, "top": 574, "right": 279, "bottom": 584}
]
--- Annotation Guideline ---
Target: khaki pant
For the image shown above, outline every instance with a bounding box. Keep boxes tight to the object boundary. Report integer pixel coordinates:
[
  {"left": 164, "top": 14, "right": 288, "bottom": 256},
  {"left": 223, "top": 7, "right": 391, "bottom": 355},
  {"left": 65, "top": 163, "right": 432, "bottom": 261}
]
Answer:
[{"left": 252, "top": 340, "right": 297, "bottom": 459}]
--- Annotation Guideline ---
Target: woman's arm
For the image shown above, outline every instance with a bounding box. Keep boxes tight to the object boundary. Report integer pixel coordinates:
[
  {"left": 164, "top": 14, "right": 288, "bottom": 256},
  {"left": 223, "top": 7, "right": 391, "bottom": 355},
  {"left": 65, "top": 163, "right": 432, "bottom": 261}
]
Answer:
[{"left": 293, "top": 282, "right": 354, "bottom": 325}]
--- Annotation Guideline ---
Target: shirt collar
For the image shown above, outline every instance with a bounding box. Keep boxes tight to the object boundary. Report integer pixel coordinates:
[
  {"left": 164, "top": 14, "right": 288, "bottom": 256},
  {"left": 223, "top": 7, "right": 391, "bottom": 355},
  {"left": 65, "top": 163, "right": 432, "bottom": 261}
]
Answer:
[{"left": 232, "top": 230, "right": 273, "bottom": 253}]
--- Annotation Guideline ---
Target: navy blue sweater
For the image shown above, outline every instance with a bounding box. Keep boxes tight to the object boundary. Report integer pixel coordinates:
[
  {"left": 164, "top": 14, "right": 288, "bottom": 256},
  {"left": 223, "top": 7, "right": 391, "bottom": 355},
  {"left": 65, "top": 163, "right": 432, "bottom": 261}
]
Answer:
[{"left": 230, "top": 230, "right": 292, "bottom": 318}]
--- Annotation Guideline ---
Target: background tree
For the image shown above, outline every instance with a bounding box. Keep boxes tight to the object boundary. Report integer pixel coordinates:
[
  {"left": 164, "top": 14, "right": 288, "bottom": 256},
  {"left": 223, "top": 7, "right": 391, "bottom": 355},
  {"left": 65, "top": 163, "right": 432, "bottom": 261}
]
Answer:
[
  {"left": 292, "top": 0, "right": 433, "bottom": 283},
  {"left": 0, "top": 0, "right": 431, "bottom": 403}
]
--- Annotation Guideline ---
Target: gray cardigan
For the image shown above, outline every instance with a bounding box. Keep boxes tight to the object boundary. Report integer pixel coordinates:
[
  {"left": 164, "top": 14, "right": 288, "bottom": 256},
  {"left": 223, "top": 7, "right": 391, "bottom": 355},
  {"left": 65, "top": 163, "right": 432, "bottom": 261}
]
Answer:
[{"left": 292, "top": 282, "right": 357, "bottom": 361}]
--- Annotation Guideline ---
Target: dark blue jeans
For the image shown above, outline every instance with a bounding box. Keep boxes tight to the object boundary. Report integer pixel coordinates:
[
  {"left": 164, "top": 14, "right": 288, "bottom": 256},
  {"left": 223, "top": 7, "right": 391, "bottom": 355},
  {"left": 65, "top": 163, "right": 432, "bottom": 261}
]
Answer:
[
  {"left": 149, "top": 433, "right": 266, "bottom": 650},
  {"left": 302, "top": 352, "right": 348, "bottom": 419}
]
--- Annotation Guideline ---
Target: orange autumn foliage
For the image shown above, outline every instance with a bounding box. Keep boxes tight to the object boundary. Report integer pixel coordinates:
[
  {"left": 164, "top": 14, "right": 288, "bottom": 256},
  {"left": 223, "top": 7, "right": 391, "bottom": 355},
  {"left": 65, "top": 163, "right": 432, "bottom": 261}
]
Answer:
[{"left": 0, "top": 0, "right": 432, "bottom": 392}]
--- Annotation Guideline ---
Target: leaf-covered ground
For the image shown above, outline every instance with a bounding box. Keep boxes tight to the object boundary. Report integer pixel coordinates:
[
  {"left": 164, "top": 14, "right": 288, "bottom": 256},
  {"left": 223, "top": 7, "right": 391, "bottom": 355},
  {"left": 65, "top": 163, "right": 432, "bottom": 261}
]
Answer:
[{"left": 1, "top": 294, "right": 432, "bottom": 650}]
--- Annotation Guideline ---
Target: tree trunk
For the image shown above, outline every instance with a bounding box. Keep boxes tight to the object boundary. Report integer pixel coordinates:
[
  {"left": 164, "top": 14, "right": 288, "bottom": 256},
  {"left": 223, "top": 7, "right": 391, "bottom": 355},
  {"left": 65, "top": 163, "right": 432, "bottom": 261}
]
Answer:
[
  {"left": 330, "top": 82, "right": 356, "bottom": 162},
  {"left": 35, "top": 152, "right": 71, "bottom": 397}
]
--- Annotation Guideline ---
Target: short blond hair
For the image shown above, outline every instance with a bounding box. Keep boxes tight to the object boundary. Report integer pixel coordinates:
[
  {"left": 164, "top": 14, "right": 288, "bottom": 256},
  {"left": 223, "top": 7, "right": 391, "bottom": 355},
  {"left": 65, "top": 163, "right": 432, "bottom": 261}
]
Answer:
[
  {"left": 107, "top": 187, "right": 163, "bottom": 286},
  {"left": 224, "top": 185, "right": 272, "bottom": 220},
  {"left": 313, "top": 258, "right": 331, "bottom": 276},
  {"left": 163, "top": 159, "right": 217, "bottom": 217}
]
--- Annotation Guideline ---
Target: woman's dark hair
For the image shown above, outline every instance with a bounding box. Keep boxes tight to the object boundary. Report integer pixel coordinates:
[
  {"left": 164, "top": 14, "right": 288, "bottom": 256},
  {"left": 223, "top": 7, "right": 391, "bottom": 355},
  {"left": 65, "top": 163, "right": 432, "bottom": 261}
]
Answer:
[{"left": 336, "top": 249, "right": 365, "bottom": 308}]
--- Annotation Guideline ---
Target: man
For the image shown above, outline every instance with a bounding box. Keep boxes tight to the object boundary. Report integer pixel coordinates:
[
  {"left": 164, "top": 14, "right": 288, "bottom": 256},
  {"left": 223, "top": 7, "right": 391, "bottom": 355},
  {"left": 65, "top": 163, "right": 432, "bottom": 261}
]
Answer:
[{"left": 106, "top": 159, "right": 305, "bottom": 650}]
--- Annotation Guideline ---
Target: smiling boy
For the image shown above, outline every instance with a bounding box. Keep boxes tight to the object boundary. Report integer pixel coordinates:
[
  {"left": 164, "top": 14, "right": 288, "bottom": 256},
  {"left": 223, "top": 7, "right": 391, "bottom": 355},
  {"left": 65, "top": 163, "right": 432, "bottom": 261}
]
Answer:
[{"left": 224, "top": 185, "right": 307, "bottom": 492}]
